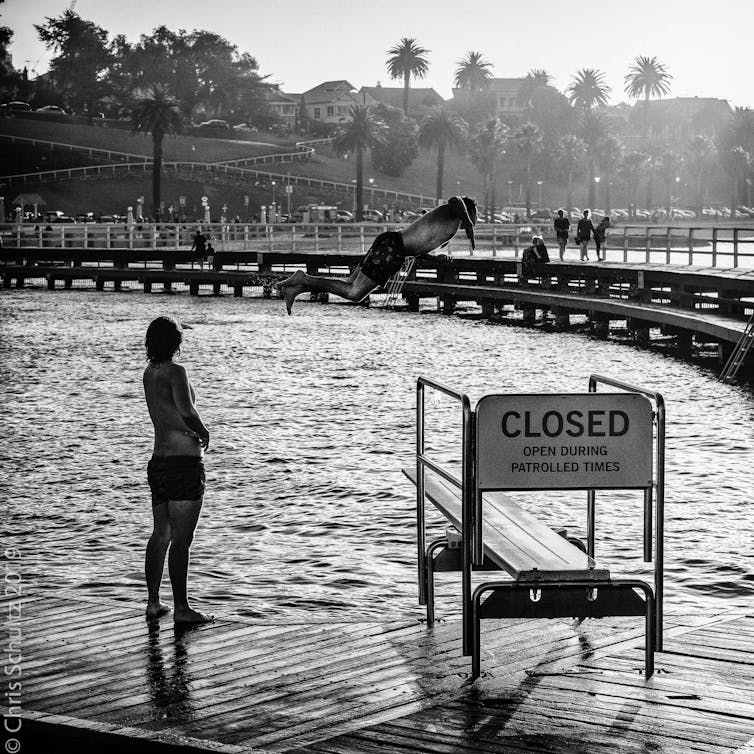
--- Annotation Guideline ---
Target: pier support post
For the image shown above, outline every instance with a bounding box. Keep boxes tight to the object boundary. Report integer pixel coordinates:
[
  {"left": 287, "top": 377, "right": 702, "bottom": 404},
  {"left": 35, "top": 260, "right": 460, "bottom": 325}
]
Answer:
[
  {"left": 481, "top": 300, "right": 495, "bottom": 318},
  {"left": 64, "top": 277, "right": 73, "bottom": 290},
  {"left": 144, "top": 280, "right": 152, "bottom": 294},
  {"left": 190, "top": 281, "right": 200, "bottom": 296},
  {"left": 591, "top": 313, "right": 610, "bottom": 339},
  {"left": 441, "top": 295, "right": 455, "bottom": 315},
  {"left": 47, "top": 276, "right": 56, "bottom": 291},
  {"left": 3, "top": 273, "right": 12, "bottom": 288},
  {"left": 234, "top": 284, "right": 243, "bottom": 298},
  {"left": 522, "top": 305, "right": 536, "bottom": 325},
  {"left": 113, "top": 279, "right": 122, "bottom": 292},
  {"left": 163, "top": 281, "right": 172, "bottom": 293},
  {"left": 628, "top": 318, "right": 651, "bottom": 345},
  {"left": 95, "top": 277, "right": 105, "bottom": 292},
  {"left": 553, "top": 309, "right": 570, "bottom": 331},
  {"left": 15, "top": 277, "right": 24, "bottom": 289},
  {"left": 213, "top": 282, "right": 222, "bottom": 296},
  {"left": 406, "top": 294, "right": 420, "bottom": 312},
  {"left": 675, "top": 330, "right": 693, "bottom": 357}
]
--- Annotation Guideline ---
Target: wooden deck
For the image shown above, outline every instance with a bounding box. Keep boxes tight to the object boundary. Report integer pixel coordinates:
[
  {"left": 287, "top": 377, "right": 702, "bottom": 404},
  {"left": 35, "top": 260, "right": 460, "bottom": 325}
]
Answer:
[{"left": 9, "top": 590, "right": 754, "bottom": 753}]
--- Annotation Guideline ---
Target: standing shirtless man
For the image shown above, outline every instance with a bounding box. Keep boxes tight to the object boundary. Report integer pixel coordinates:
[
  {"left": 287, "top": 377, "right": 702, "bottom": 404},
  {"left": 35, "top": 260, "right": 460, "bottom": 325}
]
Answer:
[
  {"left": 143, "top": 316, "right": 213, "bottom": 624},
  {"left": 278, "top": 196, "right": 477, "bottom": 314}
]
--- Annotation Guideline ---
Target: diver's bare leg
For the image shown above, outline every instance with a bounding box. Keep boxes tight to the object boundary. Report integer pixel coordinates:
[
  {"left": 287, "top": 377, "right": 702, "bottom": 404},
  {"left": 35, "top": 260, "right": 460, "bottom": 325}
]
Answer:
[{"left": 280, "top": 269, "right": 376, "bottom": 314}]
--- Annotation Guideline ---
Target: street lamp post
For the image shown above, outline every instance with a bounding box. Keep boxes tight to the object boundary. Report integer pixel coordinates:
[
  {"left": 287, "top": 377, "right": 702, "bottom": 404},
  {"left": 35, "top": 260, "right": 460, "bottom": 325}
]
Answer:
[
  {"left": 594, "top": 177, "right": 600, "bottom": 210},
  {"left": 368, "top": 177, "right": 375, "bottom": 208},
  {"left": 271, "top": 181, "right": 276, "bottom": 207},
  {"left": 507, "top": 180, "right": 512, "bottom": 215},
  {"left": 537, "top": 180, "right": 543, "bottom": 210}
]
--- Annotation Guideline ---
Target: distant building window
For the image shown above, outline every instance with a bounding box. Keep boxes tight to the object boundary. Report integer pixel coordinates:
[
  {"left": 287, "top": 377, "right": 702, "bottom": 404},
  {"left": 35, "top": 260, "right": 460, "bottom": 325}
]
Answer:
[
  {"left": 337, "top": 106, "right": 347, "bottom": 116},
  {"left": 327, "top": 105, "right": 334, "bottom": 117},
  {"left": 313, "top": 107, "right": 321, "bottom": 119}
]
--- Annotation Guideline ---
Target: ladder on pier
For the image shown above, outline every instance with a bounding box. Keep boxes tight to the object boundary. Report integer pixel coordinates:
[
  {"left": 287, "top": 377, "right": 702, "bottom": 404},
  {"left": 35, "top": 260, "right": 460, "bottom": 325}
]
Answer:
[
  {"left": 720, "top": 309, "right": 754, "bottom": 382},
  {"left": 381, "top": 256, "right": 416, "bottom": 309}
]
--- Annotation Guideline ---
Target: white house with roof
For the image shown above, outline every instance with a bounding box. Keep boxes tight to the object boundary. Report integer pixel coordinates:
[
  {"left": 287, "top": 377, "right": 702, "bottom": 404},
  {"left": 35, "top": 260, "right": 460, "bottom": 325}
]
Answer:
[
  {"left": 299, "top": 80, "right": 362, "bottom": 124},
  {"left": 451, "top": 77, "right": 527, "bottom": 116}
]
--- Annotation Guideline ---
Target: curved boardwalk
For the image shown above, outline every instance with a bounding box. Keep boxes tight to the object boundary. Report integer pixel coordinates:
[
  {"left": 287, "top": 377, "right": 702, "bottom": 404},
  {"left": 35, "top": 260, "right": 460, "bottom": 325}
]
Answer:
[{"left": 11, "top": 590, "right": 754, "bottom": 753}]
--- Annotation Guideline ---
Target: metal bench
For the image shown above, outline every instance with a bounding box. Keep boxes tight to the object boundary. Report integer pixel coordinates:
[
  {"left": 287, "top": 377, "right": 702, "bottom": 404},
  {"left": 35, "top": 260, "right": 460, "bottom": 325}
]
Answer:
[{"left": 403, "top": 467, "right": 655, "bottom": 678}]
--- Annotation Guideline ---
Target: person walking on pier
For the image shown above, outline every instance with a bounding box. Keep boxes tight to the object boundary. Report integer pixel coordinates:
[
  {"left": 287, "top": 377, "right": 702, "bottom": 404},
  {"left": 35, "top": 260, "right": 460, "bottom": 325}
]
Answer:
[
  {"left": 554, "top": 209, "right": 570, "bottom": 260},
  {"left": 594, "top": 215, "right": 610, "bottom": 261},
  {"left": 278, "top": 196, "right": 477, "bottom": 314},
  {"left": 143, "top": 316, "right": 213, "bottom": 625},
  {"left": 576, "top": 210, "right": 595, "bottom": 262}
]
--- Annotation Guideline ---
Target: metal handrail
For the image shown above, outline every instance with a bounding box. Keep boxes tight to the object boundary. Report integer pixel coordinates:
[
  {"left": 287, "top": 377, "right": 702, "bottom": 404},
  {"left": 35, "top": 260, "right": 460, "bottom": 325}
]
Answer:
[
  {"left": 588, "top": 373, "right": 665, "bottom": 651},
  {"left": 416, "top": 376, "right": 474, "bottom": 655}
]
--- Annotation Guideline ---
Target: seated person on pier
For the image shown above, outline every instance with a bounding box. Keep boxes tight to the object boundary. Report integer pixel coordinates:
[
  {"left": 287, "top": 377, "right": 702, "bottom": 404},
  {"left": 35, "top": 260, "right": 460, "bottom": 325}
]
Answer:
[
  {"left": 522, "top": 235, "right": 550, "bottom": 272},
  {"left": 278, "top": 196, "right": 477, "bottom": 314}
]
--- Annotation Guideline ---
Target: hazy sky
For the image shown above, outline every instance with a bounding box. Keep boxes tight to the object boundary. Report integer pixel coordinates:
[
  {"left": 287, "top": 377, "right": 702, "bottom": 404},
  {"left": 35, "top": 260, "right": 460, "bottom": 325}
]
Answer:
[{"left": 4, "top": 0, "right": 753, "bottom": 108}]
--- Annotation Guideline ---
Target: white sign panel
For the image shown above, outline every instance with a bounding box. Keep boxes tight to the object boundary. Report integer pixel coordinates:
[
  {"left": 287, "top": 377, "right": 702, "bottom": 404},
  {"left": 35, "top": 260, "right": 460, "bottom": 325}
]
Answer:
[{"left": 476, "top": 393, "right": 653, "bottom": 490}]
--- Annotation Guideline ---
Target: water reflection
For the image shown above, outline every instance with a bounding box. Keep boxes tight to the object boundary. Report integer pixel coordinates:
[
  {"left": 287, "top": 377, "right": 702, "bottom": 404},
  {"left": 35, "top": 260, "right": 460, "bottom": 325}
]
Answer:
[
  {"left": 2, "top": 290, "right": 753, "bottom": 619},
  {"left": 145, "top": 621, "right": 196, "bottom": 722}
]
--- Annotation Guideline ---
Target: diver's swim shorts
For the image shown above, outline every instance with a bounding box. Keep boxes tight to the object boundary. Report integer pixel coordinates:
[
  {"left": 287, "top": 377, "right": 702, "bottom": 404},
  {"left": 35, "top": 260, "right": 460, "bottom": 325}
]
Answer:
[
  {"left": 359, "top": 231, "right": 407, "bottom": 287},
  {"left": 147, "top": 455, "right": 205, "bottom": 506}
]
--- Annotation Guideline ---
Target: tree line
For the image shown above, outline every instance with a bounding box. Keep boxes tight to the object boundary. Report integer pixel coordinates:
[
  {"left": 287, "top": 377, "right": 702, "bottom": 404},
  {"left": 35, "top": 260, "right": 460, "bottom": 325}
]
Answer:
[{"left": 0, "top": 8, "right": 752, "bottom": 221}]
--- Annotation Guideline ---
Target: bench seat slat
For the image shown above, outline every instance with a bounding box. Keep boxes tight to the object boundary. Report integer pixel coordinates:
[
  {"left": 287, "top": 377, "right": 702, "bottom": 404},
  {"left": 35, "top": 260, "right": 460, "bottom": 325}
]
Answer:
[{"left": 404, "top": 467, "right": 610, "bottom": 582}]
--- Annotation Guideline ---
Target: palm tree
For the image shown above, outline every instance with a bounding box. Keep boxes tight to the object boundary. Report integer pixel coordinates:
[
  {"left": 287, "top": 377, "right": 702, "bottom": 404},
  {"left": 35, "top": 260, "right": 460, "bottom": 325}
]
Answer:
[
  {"left": 454, "top": 51, "right": 493, "bottom": 93},
  {"left": 556, "top": 135, "right": 586, "bottom": 213},
  {"left": 130, "top": 85, "right": 183, "bottom": 222},
  {"left": 721, "top": 146, "right": 750, "bottom": 220},
  {"left": 655, "top": 151, "right": 683, "bottom": 217},
  {"left": 468, "top": 118, "right": 507, "bottom": 221},
  {"left": 619, "top": 151, "right": 648, "bottom": 219},
  {"left": 518, "top": 68, "right": 551, "bottom": 108},
  {"left": 684, "top": 135, "right": 714, "bottom": 219},
  {"left": 333, "top": 105, "right": 385, "bottom": 221},
  {"left": 594, "top": 134, "right": 624, "bottom": 214},
  {"left": 579, "top": 110, "right": 609, "bottom": 208},
  {"left": 566, "top": 68, "right": 611, "bottom": 112},
  {"left": 386, "top": 37, "right": 430, "bottom": 117},
  {"left": 624, "top": 55, "right": 672, "bottom": 136},
  {"left": 418, "top": 107, "right": 466, "bottom": 203},
  {"left": 513, "top": 122, "right": 543, "bottom": 217}
]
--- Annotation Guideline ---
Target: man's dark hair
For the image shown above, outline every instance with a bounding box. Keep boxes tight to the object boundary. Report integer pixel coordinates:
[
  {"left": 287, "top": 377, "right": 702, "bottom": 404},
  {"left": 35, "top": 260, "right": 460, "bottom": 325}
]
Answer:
[{"left": 145, "top": 316, "right": 182, "bottom": 364}]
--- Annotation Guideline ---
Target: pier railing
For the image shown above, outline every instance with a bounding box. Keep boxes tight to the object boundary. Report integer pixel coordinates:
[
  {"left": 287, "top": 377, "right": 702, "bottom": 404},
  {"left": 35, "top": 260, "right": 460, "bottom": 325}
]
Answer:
[{"left": 2, "top": 221, "right": 753, "bottom": 268}]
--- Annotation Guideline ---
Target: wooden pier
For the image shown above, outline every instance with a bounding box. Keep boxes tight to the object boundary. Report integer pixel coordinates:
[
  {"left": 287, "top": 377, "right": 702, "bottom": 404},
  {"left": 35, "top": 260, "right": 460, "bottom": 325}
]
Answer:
[{"left": 9, "top": 590, "right": 754, "bottom": 753}]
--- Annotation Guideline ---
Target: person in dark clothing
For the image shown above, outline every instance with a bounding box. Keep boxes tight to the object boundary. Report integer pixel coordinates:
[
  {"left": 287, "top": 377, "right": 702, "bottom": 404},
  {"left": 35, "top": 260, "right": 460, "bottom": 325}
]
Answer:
[
  {"left": 554, "top": 209, "right": 570, "bottom": 260},
  {"left": 522, "top": 236, "right": 549, "bottom": 272},
  {"left": 190, "top": 230, "right": 208, "bottom": 269},
  {"left": 594, "top": 216, "right": 610, "bottom": 261},
  {"left": 576, "top": 210, "right": 595, "bottom": 261}
]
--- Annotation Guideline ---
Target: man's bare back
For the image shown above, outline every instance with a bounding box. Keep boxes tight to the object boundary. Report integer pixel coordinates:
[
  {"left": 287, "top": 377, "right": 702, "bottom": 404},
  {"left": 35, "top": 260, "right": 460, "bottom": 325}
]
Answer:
[{"left": 143, "top": 361, "right": 207, "bottom": 456}]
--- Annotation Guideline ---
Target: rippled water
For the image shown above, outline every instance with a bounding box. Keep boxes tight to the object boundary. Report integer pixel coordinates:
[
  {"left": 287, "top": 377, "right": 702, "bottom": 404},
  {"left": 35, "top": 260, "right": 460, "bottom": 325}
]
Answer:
[{"left": 2, "top": 288, "right": 753, "bottom": 620}]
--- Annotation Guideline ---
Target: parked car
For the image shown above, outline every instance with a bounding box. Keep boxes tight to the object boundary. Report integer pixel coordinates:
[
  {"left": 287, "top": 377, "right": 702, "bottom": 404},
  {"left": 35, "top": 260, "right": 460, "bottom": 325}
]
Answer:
[
  {"left": 36, "top": 105, "right": 67, "bottom": 115},
  {"left": 360, "top": 209, "right": 384, "bottom": 222},
  {"left": 232, "top": 123, "right": 257, "bottom": 133},
  {"left": 335, "top": 209, "right": 354, "bottom": 223},
  {"left": 196, "top": 119, "right": 230, "bottom": 131},
  {"left": 6, "top": 101, "right": 32, "bottom": 111}
]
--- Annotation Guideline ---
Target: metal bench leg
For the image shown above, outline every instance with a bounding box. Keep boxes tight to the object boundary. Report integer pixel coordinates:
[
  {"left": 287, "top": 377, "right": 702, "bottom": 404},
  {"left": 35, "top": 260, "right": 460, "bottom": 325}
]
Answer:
[
  {"left": 424, "top": 539, "right": 446, "bottom": 625},
  {"left": 472, "top": 592, "right": 482, "bottom": 679}
]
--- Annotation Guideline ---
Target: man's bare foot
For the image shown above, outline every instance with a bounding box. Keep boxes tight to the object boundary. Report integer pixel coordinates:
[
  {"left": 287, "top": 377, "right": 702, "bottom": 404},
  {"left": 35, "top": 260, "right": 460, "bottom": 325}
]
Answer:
[
  {"left": 279, "top": 270, "right": 307, "bottom": 315},
  {"left": 145, "top": 601, "right": 172, "bottom": 620},
  {"left": 174, "top": 607, "right": 215, "bottom": 625}
]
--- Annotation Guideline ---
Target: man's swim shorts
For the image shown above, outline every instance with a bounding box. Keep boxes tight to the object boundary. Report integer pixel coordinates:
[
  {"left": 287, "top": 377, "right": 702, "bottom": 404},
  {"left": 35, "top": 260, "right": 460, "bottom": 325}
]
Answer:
[
  {"left": 359, "top": 231, "right": 407, "bottom": 287},
  {"left": 147, "top": 455, "right": 205, "bottom": 506}
]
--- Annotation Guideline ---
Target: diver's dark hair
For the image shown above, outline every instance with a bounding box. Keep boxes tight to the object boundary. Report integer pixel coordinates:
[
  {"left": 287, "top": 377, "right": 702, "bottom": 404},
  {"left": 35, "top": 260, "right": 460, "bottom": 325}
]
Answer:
[{"left": 145, "top": 316, "right": 182, "bottom": 364}]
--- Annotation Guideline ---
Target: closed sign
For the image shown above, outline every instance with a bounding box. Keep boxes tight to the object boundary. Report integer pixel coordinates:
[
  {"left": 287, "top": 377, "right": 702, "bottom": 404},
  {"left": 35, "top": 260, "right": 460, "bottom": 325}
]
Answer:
[{"left": 476, "top": 393, "right": 653, "bottom": 490}]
